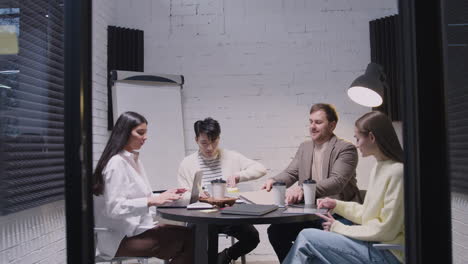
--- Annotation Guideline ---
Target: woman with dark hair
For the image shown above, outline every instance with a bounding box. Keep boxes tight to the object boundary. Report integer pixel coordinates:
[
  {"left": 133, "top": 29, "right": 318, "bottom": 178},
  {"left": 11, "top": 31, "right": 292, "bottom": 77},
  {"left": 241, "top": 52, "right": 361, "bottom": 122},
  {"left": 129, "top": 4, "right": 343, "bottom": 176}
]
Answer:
[
  {"left": 93, "top": 111, "right": 193, "bottom": 264},
  {"left": 283, "top": 111, "right": 404, "bottom": 264}
]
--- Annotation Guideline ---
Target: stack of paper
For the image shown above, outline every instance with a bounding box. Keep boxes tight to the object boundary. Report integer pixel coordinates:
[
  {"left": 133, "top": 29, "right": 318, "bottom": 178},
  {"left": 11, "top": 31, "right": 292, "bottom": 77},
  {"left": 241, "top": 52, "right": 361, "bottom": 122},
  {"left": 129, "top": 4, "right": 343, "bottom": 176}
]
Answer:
[
  {"left": 283, "top": 205, "right": 328, "bottom": 214},
  {"left": 237, "top": 190, "right": 275, "bottom": 205}
]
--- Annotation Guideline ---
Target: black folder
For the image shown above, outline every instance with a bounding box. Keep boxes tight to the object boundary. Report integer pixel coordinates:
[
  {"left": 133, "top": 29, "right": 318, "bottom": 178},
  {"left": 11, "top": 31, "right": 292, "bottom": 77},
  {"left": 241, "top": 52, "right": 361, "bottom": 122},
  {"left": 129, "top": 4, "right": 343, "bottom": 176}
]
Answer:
[{"left": 220, "top": 204, "right": 278, "bottom": 216}]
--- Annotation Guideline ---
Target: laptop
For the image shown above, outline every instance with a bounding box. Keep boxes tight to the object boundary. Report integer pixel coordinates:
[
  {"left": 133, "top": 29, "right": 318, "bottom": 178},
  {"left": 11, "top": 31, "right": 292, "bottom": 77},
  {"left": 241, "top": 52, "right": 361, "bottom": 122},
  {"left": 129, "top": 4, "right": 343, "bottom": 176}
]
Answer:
[
  {"left": 158, "top": 171, "right": 206, "bottom": 208},
  {"left": 220, "top": 204, "right": 278, "bottom": 216}
]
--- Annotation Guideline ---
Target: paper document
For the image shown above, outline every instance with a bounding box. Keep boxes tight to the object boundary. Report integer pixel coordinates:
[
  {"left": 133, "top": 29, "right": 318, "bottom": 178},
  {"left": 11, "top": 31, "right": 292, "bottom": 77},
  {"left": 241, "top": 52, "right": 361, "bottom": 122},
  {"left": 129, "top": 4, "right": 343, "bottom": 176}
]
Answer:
[
  {"left": 238, "top": 190, "right": 275, "bottom": 205},
  {"left": 283, "top": 205, "right": 328, "bottom": 215}
]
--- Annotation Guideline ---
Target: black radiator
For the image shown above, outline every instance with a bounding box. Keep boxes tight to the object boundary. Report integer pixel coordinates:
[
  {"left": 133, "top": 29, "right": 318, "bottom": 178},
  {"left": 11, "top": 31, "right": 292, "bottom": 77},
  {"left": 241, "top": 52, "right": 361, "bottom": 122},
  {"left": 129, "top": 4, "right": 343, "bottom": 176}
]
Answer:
[
  {"left": 445, "top": 1, "right": 468, "bottom": 194},
  {"left": 107, "top": 26, "right": 144, "bottom": 129},
  {"left": 369, "top": 15, "right": 402, "bottom": 121}
]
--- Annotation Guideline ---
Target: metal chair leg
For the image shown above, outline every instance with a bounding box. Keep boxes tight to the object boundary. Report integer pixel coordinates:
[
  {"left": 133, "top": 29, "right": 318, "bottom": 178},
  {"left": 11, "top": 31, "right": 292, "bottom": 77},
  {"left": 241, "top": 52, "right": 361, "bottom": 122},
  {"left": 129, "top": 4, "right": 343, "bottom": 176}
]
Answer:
[
  {"left": 230, "top": 237, "right": 236, "bottom": 264},
  {"left": 229, "top": 236, "right": 246, "bottom": 264}
]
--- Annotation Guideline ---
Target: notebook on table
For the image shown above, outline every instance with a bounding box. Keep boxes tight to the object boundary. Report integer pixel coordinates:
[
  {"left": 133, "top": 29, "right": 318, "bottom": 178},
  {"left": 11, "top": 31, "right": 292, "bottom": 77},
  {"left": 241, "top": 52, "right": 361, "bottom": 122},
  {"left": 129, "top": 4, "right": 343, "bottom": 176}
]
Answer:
[{"left": 220, "top": 204, "right": 278, "bottom": 216}]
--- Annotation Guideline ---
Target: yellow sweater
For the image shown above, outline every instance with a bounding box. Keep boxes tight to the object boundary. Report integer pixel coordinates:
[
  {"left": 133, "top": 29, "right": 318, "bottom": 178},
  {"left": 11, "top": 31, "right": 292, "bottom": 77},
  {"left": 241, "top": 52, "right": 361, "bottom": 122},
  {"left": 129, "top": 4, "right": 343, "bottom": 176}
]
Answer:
[{"left": 331, "top": 160, "right": 405, "bottom": 263}]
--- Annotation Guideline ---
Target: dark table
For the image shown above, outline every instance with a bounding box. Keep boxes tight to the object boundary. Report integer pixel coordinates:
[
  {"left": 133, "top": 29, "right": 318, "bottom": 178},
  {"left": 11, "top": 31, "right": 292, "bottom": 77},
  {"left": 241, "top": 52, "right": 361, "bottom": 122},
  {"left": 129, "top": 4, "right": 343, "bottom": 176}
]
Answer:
[{"left": 157, "top": 207, "right": 320, "bottom": 264}]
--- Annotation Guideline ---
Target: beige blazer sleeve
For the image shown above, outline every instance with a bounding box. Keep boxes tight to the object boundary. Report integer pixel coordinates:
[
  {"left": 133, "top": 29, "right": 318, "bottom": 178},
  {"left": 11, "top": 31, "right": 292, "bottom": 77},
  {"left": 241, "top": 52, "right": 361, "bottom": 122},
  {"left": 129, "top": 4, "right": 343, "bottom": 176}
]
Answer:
[{"left": 316, "top": 143, "right": 358, "bottom": 197}]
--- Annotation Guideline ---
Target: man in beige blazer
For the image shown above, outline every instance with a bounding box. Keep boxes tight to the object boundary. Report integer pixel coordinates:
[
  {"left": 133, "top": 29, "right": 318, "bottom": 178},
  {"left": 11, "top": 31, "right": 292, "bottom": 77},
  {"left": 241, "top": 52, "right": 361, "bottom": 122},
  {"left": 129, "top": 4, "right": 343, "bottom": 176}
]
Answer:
[{"left": 262, "top": 103, "right": 362, "bottom": 262}]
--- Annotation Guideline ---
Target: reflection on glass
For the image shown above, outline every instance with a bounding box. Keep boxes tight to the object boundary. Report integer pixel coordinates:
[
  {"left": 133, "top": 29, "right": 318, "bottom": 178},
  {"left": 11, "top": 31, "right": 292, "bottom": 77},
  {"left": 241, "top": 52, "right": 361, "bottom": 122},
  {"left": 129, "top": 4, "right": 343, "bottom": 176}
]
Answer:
[{"left": 0, "top": 0, "right": 65, "bottom": 214}]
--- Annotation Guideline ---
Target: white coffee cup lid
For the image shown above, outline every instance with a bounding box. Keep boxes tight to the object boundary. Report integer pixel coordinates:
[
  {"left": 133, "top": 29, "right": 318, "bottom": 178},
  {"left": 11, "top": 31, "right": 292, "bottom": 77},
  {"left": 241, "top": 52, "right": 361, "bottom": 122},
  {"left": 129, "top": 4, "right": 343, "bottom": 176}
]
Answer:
[{"left": 211, "top": 178, "right": 226, "bottom": 183}]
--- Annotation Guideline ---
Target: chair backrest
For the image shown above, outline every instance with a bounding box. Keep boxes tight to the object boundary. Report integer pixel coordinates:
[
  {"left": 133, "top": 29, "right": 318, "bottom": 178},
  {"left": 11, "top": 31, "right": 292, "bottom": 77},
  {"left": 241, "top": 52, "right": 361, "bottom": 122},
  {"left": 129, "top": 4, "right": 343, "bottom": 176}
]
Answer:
[
  {"left": 373, "top": 243, "right": 404, "bottom": 251},
  {"left": 359, "top": 189, "right": 367, "bottom": 203}
]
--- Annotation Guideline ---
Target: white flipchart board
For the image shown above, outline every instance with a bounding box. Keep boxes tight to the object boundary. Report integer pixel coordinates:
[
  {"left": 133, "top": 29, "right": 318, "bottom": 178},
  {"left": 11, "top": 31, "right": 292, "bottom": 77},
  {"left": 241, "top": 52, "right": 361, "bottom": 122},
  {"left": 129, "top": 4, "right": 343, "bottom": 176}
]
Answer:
[{"left": 112, "top": 80, "right": 185, "bottom": 190}]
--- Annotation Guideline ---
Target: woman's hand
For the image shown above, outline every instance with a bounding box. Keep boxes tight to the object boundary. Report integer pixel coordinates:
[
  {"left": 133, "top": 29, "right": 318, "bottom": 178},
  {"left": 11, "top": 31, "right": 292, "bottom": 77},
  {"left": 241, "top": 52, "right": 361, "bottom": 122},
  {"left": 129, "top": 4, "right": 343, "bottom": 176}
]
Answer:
[
  {"left": 316, "top": 212, "right": 336, "bottom": 231},
  {"left": 166, "top": 188, "right": 188, "bottom": 194},
  {"left": 317, "top": 197, "right": 337, "bottom": 210},
  {"left": 147, "top": 190, "right": 183, "bottom": 206},
  {"left": 199, "top": 191, "right": 211, "bottom": 199}
]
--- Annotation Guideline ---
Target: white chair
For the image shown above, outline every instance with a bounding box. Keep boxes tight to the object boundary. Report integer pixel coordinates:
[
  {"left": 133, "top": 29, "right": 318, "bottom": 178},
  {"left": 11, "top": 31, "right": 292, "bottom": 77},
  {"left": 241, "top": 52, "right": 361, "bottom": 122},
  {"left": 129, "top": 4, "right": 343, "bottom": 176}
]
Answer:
[
  {"left": 95, "top": 254, "right": 149, "bottom": 264},
  {"left": 94, "top": 227, "right": 169, "bottom": 264}
]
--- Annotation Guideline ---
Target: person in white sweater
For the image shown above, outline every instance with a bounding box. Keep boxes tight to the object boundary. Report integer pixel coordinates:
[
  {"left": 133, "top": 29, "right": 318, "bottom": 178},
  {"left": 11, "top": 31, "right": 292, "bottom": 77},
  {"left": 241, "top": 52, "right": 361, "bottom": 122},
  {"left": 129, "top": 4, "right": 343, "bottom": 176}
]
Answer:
[
  {"left": 283, "top": 111, "right": 404, "bottom": 264},
  {"left": 93, "top": 112, "right": 193, "bottom": 264},
  {"left": 177, "top": 117, "right": 267, "bottom": 264}
]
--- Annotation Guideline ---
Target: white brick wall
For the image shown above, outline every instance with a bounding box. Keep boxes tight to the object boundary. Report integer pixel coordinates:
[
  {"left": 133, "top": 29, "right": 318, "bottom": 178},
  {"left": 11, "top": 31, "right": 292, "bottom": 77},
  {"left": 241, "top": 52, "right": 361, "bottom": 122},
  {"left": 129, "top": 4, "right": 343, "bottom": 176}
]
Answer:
[
  {"left": 113, "top": 0, "right": 400, "bottom": 191},
  {"left": 112, "top": 0, "right": 397, "bottom": 261},
  {"left": 0, "top": 201, "right": 66, "bottom": 264},
  {"left": 452, "top": 193, "right": 468, "bottom": 264},
  {"left": 92, "top": 0, "right": 116, "bottom": 167}
]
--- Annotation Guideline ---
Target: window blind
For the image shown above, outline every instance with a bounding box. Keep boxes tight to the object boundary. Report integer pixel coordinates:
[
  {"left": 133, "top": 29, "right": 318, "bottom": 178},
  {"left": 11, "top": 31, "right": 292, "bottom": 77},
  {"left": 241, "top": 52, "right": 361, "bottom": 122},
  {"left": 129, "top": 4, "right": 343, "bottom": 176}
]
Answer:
[
  {"left": 446, "top": 1, "right": 468, "bottom": 194},
  {"left": 0, "top": 0, "right": 65, "bottom": 215}
]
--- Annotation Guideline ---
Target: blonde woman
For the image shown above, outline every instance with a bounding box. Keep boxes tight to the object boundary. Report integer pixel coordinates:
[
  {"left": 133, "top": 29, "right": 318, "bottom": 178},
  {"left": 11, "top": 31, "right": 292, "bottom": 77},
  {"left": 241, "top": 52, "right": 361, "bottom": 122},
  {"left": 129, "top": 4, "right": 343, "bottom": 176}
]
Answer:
[{"left": 283, "top": 111, "right": 404, "bottom": 264}]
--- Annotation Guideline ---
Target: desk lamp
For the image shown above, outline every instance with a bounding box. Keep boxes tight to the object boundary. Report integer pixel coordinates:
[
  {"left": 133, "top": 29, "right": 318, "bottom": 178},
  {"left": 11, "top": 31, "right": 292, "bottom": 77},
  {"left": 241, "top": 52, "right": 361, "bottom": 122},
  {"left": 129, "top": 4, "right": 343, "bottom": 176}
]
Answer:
[{"left": 348, "top": 62, "right": 387, "bottom": 107}]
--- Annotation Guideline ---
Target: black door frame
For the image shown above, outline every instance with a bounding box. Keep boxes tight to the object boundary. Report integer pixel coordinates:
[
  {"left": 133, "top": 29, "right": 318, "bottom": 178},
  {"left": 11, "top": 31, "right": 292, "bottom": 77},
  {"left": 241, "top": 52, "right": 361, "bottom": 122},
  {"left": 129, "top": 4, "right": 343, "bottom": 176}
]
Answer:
[
  {"left": 64, "top": 0, "right": 94, "bottom": 263},
  {"left": 62, "top": 0, "right": 454, "bottom": 263},
  {"left": 399, "top": 0, "right": 452, "bottom": 263}
]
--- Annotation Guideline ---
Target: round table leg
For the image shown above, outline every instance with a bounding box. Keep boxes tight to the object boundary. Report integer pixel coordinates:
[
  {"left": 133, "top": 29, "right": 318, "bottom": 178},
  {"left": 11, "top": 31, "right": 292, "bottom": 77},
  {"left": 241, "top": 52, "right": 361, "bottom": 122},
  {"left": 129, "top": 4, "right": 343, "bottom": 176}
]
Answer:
[{"left": 194, "top": 223, "right": 218, "bottom": 264}]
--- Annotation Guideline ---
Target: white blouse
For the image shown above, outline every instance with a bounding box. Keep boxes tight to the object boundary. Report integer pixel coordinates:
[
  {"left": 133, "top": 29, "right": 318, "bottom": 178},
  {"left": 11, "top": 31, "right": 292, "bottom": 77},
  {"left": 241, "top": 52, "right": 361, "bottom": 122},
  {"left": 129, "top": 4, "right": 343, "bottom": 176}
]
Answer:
[{"left": 94, "top": 150, "right": 156, "bottom": 258}]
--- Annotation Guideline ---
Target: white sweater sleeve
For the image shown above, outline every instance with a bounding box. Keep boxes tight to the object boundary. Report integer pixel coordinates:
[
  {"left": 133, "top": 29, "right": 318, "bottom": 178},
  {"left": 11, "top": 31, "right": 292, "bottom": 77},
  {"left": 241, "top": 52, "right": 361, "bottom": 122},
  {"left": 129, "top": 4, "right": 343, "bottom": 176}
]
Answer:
[
  {"left": 235, "top": 151, "right": 267, "bottom": 182},
  {"left": 177, "top": 161, "right": 194, "bottom": 190},
  {"left": 177, "top": 157, "right": 198, "bottom": 200},
  {"left": 333, "top": 200, "right": 365, "bottom": 225}
]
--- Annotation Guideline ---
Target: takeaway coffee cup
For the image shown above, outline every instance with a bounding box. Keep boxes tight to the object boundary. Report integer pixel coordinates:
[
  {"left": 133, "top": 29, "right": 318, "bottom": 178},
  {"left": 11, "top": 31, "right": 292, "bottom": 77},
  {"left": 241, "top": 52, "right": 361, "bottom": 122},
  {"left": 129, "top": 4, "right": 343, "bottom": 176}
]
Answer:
[
  {"left": 272, "top": 181, "right": 286, "bottom": 207},
  {"left": 303, "top": 179, "right": 317, "bottom": 205},
  {"left": 211, "top": 179, "right": 227, "bottom": 199}
]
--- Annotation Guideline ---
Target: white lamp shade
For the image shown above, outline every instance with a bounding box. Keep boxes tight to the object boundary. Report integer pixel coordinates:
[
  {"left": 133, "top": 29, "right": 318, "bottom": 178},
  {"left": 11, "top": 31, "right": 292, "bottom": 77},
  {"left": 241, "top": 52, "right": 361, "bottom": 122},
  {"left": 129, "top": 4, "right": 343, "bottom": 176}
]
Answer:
[{"left": 347, "top": 86, "right": 383, "bottom": 107}]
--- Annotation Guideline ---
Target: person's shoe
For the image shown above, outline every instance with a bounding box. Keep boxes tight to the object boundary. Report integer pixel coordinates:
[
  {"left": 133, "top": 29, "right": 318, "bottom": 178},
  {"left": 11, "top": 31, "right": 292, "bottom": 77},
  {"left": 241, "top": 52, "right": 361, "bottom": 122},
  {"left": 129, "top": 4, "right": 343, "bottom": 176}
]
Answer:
[{"left": 217, "top": 248, "right": 231, "bottom": 264}]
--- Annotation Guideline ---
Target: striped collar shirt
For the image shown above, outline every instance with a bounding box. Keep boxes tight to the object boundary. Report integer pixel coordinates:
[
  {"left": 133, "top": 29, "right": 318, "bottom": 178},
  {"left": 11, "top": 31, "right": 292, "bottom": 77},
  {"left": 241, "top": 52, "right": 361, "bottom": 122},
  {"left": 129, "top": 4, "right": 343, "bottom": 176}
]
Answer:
[{"left": 198, "top": 151, "right": 223, "bottom": 187}]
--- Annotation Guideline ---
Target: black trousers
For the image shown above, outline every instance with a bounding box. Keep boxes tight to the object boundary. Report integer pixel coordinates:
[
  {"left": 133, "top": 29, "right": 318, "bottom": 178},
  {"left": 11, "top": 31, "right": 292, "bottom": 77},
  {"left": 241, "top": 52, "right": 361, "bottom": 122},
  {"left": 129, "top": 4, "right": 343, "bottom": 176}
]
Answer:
[
  {"left": 218, "top": 224, "right": 260, "bottom": 260},
  {"left": 115, "top": 224, "right": 193, "bottom": 264}
]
